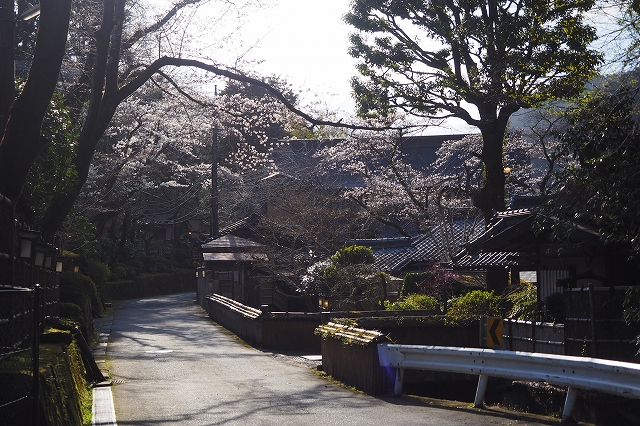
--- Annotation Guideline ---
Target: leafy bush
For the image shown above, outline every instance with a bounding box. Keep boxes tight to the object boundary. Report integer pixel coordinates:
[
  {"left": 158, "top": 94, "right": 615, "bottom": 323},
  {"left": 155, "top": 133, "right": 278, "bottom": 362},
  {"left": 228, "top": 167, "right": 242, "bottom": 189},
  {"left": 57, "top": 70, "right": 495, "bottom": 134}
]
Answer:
[
  {"left": 445, "top": 290, "right": 500, "bottom": 326},
  {"left": 87, "top": 260, "right": 109, "bottom": 289},
  {"left": 109, "top": 263, "right": 136, "bottom": 281},
  {"left": 58, "top": 302, "right": 82, "bottom": 325},
  {"left": 401, "top": 272, "right": 432, "bottom": 295},
  {"left": 384, "top": 294, "right": 440, "bottom": 311},
  {"left": 59, "top": 272, "right": 100, "bottom": 339},
  {"left": 506, "top": 283, "right": 538, "bottom": 320},
  {"left": 125, "top": 259, "right": 144, "bottom": 275},
  {"left": 331, "top": 245, "right": 375, "bottom": 266},
  {"left": 141, "top": 256, "right": 158, "bottom": 274}
]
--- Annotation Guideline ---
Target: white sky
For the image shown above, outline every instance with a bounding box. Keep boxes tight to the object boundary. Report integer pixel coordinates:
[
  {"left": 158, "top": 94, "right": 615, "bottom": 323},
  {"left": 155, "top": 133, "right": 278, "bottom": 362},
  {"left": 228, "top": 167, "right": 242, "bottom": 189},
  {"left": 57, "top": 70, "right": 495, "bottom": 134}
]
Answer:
[
  {"left": 186, "top": 0, "right": 623, "bottom": 134},
  {"left": 237, "top": 0, "right": 358, "bottom": 115}
]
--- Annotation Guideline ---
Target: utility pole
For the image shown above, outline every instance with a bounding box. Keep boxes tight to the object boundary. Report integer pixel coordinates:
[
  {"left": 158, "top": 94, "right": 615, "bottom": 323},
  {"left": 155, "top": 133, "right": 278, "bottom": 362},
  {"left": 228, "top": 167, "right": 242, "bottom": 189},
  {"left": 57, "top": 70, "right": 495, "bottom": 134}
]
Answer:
[{"left": 210, "top": 126, "right": 219, "bottom": 237}]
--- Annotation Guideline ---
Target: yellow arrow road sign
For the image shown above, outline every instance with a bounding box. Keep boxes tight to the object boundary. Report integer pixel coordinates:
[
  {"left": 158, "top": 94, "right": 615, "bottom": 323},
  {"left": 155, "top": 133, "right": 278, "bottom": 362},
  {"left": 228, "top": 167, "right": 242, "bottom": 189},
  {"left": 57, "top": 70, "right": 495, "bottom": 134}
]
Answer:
[{"left": 487, "top": 317, "right": 503, "bottom": 348}]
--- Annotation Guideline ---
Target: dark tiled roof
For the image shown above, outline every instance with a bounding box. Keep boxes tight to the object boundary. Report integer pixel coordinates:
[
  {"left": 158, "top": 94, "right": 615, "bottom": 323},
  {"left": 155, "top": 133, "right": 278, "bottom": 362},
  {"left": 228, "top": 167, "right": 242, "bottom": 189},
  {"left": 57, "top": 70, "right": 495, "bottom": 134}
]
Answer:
[
  {"left": 452, "top": 203, "right": 607, "bottom": 269},
  {"left": 212, "top": 214, "right": 261, "bottom": 239},
  {"left": 355, "top": 220, "right": 484, "bottom": 274}
]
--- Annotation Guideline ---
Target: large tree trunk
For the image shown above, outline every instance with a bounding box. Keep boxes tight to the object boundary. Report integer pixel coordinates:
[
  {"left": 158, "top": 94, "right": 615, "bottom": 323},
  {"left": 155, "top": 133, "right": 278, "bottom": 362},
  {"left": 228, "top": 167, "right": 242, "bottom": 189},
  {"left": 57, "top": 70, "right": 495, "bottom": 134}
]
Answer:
[
  {"left": 0, "top": 0, "right": 72, "bottom": 202},
  {"left": 0, "top": 1, "right": 71, "bottom": 285},
  {"left": 473, "top": 105, "right": 511, "bottom": 223}
]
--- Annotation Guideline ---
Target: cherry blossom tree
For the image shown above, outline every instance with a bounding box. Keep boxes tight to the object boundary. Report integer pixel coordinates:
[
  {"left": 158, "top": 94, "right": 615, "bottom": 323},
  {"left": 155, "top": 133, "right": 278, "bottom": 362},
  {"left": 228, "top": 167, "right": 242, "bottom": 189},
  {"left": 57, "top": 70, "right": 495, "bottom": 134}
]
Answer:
[{"left": 316, "top": 129, "right": 564, "bottom": 242}]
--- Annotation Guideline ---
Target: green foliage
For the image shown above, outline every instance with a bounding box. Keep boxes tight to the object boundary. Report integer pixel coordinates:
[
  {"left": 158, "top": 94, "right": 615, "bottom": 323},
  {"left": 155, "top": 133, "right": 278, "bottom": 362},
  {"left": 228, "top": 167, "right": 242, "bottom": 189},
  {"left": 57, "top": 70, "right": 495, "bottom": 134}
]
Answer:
[
  {"left": 87, "top": 260, "right": 110, "bottom": 290},
  {"left": 59, "top": 272, "right": 99, "bottom": 339},
  {"left": 506, "top": 283, "right": 538, "bottom": 320},
  {"left": 384, "top": 294, "right": 440, "bottom": 312},
  {"left": 58, "top": 302, "right": 82, "bottom": 325},
  {"left": 547, "top": 78, "right": 640, "bottom": 259},
  {"left": 65, "top": 215, "right": 101, "bottom": 260},
  {"left": 20, "top": 91, "right": 78, "bottom": 228},
  {"left": 346, "top": 0, "right": 601, "bottom": 120},
  {"left": 331, "top": 245, "right": 375, "bottom": 266},
  {"left": 401, "top": 272, "right": 431, "bottom": 295},
  {"left": 445, "top": 290, "right": 500, "bottom": 326},
  {"left": 314, "top": 246, "right": 381, "bottom": 310},
  {"left": 108, "top": 264, "right": 137, "bottom": 281}
]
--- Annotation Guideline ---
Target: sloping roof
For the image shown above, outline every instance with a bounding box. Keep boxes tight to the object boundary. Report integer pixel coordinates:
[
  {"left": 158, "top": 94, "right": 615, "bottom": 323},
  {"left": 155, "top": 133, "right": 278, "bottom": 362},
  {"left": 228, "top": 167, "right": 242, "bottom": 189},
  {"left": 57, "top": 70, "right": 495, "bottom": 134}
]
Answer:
[
  {"left": 212, "top": 214, "right": 261, "bottom": 239},
  {"left": 452, "top": 206, "right": 606, "bottom": 269},
  {"left": 201, "top": 234, "right": 263, "bottom": 253},
  {"left": 354, "top": 220, "right": 484, "bottom": 274},
  {"left": 463, "top": 209, "right": 538, "bottom": 254}
]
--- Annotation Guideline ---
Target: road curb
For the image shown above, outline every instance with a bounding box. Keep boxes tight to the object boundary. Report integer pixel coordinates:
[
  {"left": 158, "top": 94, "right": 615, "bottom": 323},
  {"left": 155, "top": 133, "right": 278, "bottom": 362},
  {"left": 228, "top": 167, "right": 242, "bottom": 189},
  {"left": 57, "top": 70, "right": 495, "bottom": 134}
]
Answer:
[{"left": 92, "top": 316, "right": 118, "bottom": 426}]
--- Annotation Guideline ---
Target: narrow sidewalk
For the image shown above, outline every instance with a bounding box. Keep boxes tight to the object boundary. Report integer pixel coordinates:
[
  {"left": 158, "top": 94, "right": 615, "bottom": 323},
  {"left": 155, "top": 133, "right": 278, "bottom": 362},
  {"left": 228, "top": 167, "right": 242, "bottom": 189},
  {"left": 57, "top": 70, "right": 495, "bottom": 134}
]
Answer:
[{"left": 91, "top": 316, "right": 117, "bottom": 426}]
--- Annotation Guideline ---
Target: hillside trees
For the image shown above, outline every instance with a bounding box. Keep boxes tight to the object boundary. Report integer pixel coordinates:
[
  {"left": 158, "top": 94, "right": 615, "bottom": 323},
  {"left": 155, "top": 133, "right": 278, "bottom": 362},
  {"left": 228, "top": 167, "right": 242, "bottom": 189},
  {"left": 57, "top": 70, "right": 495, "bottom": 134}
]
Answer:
[{"left": 345, "top": 0, "right": 602, "bottom": 221}]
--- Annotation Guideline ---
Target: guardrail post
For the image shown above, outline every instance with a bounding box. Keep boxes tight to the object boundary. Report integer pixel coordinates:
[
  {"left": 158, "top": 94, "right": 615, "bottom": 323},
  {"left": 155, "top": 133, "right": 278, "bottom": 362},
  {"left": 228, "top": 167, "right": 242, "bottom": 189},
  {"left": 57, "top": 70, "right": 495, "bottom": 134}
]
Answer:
[
  {"left": 562, "top": 387, "right": 578, "bottom": 422},
  {"left": 393, "top": 367, "right": 404, "bottom": 396},
  {"left": 474, "top": 374, "right": 488, "bottom": 407}
]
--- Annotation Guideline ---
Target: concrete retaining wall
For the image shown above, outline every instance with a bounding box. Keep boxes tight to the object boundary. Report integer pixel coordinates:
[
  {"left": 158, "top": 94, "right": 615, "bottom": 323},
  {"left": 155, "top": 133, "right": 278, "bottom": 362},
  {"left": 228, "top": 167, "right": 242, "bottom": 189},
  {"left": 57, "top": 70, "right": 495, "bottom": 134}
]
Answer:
[{"left": 206, "top": 295, "right": 322, "bottom": 352}]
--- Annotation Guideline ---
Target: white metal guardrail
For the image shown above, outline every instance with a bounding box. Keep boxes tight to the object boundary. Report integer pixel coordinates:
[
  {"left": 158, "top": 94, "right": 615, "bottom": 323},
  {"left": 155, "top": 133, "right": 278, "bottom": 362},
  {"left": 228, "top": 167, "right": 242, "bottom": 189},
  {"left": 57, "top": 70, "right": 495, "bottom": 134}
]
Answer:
[{"left": 377, "top": 344, "right": 640, "bottom": 421}]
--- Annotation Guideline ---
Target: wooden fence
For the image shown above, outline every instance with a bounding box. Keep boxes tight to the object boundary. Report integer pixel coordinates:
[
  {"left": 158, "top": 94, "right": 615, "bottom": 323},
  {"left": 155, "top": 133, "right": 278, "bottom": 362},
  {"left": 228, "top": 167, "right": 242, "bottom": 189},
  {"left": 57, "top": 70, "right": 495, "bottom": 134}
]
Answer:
[
  {"left": 503, "top": 319, "right": 565, "bottom": 354},
  {"left": 563, "top": 286, "right": 637, "bottom": 361}
]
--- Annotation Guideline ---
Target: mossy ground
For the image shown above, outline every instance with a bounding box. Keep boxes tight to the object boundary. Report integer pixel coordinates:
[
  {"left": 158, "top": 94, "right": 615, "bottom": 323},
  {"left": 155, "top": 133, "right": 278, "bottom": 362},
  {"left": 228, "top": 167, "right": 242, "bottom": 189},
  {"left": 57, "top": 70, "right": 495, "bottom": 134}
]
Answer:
[{"left": 0, "top": 330, "right": 93, "bottom": 426}]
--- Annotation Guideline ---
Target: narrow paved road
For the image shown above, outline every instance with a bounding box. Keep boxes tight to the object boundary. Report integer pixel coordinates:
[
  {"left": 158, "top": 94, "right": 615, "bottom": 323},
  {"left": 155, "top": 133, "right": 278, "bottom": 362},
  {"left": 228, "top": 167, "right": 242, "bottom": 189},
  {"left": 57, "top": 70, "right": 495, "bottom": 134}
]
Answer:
[{"left": 109, "top": 292, "right": 556, "bottom": 425}]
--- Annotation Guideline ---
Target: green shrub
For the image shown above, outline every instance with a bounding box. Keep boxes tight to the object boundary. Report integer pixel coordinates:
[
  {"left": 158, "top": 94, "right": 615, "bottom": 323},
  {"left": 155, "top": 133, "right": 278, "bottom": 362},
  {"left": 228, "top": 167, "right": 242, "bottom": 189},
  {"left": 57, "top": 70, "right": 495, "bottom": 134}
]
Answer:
[
  {"left": 331, "top": 245, "right": 375, "bottom": 266},
  {"left": 102, "top": 269, "right": 196, "bottom": 301},
  {"left": 58, "top": 302, "right": 82, "bottom": 324},
  {"left": 141, "top": 256, "right": 158, "bottom": 274},
  {"left": 87, "top": 260, "right": 109, "bottom": 289},
  {"left": 125, "top": 259, "right": 144, "bottom": 275},
  {"left": 109, "top": 263, "right": 136, "bottom": 281},
  {"left": 173, "top": 248, "right": 194, "bottom": 268},
  {"left": 59, "top": 272, "right": 100, "bottom": 339},
  {"left": 506, "top": 283, "right": 538, "bottom": 320},
  {"left": 445, "top": 289, "right": 500, "bottom": 326},
  {"left": 401, "top": 272, "right": 431, "bottom": 295},
  {"left": 384, "top": 293, "right": 440, "bottom": 311}
]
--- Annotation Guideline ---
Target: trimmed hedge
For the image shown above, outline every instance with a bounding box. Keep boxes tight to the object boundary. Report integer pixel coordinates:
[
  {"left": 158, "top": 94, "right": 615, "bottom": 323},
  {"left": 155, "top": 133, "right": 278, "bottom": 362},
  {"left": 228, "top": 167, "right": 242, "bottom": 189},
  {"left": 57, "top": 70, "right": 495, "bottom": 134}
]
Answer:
[
  {"left": 59, "top": 272, "right": 100, "bottom": 340},
  {"left": 102, "top": 269, "right": 196, "bottom": 300}
]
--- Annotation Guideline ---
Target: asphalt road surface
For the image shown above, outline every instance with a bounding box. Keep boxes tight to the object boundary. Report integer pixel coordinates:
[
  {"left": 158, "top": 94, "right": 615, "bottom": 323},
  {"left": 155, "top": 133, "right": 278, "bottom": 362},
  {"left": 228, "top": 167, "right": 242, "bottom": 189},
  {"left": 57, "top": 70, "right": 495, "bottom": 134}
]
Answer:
[{"left": 108, "top": 292, "right": 557, "bottom": 425}]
